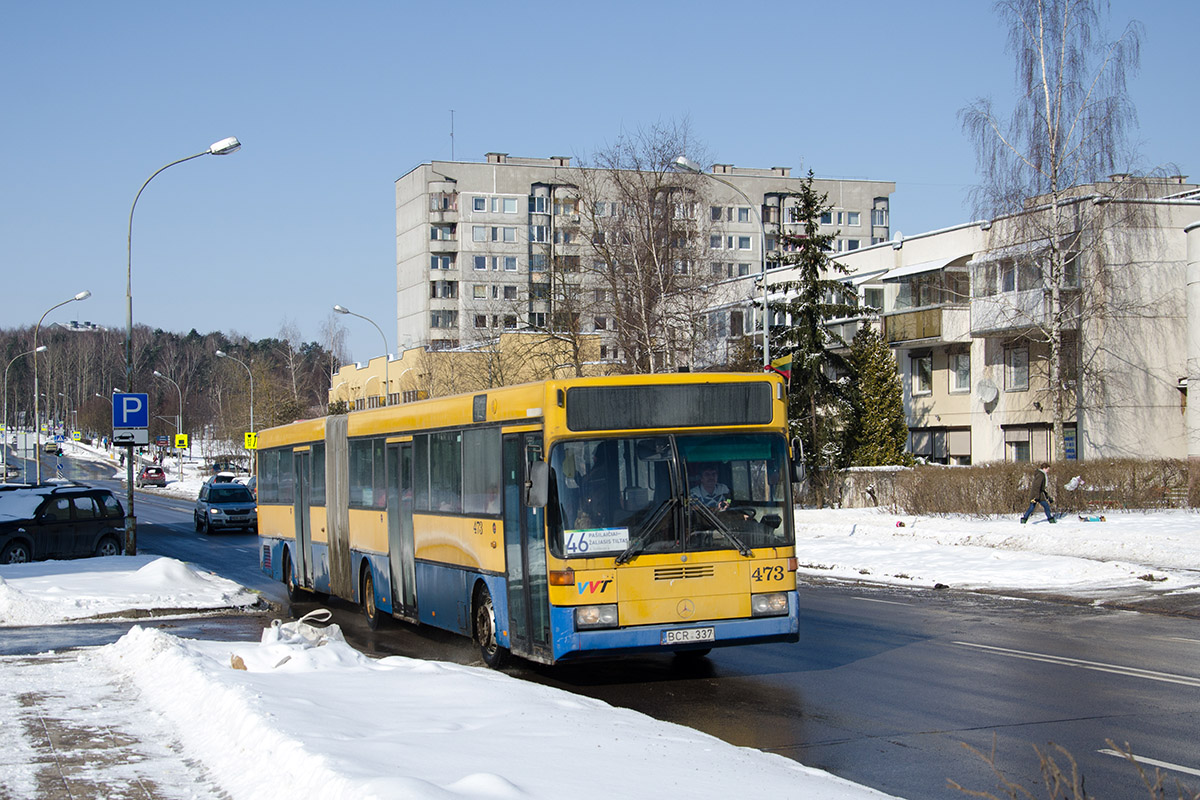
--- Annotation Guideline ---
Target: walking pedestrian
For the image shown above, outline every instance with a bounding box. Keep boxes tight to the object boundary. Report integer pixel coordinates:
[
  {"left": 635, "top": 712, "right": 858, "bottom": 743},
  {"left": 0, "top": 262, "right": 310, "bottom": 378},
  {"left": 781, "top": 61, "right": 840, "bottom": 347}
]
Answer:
[{"left": 1020, "top": 463, "right": 1055, "bottom": 523}]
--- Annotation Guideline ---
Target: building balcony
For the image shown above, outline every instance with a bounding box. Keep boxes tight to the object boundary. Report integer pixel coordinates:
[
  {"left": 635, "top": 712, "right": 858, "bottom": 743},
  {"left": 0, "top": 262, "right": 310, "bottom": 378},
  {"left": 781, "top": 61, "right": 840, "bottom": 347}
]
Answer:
[
  {"left": 430, "top": 238, "right": 458, "bottom": 253},
  {"left": 969, "top": 288, "right": 1080, "bottom": 336},
  {"left": 825, "top": 315, "right": 878, "bottom": 346},
  {"left": 430, "top": 209, "right": 458, "bottom": 224},
  {"left": 883, "top": 305, "right": 971, "bottom": 345}
]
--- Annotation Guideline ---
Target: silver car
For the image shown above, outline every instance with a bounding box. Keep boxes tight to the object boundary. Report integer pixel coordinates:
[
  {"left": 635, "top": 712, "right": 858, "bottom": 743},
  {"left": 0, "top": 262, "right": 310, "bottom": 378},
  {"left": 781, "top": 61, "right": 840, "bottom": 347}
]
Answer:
[{"left": 193, "top": 482, "right": 257, "bottom": 534}]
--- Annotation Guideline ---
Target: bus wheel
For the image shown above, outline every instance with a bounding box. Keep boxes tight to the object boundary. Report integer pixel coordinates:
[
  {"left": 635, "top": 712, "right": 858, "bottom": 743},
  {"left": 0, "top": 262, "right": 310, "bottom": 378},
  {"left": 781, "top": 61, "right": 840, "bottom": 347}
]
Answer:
[
  {"left": 473, "top": 586, "right": 509, "bottom": 669},
  {"left": 361, "top": 568, "right": 382, "bottom": 631},
  {"left": 283, "top": 549, "right": 303, "bottom": 603}
]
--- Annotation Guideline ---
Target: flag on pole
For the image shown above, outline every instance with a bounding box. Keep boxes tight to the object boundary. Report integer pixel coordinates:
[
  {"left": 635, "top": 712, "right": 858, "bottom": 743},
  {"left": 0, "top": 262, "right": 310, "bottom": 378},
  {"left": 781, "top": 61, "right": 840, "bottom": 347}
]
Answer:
[{"left": 767, "top": 353, "right": 792, "bottom": 381}]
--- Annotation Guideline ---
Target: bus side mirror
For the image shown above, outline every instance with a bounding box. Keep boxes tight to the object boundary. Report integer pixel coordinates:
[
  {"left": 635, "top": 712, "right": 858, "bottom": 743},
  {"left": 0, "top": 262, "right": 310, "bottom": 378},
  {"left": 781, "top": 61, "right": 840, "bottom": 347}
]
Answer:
[
  {"left": 791, "top": 437, "right": 806, "bottom": 483},
  {"left": 526, "top": 461, "right": 549, "bottom": 508}
]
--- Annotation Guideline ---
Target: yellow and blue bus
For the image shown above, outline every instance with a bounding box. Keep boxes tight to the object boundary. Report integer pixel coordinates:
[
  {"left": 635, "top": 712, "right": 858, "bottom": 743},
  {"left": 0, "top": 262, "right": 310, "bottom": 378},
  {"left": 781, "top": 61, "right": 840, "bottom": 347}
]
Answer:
[{"left": 257, "top": 372, "right": 800, "bottom": 666}]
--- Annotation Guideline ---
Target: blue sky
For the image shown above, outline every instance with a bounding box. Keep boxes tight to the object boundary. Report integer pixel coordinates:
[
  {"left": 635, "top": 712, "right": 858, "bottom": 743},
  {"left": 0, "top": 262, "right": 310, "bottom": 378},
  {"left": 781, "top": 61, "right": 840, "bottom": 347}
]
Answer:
[{"left": 2, "top": 1, "right": 1193, "bottom": 362}]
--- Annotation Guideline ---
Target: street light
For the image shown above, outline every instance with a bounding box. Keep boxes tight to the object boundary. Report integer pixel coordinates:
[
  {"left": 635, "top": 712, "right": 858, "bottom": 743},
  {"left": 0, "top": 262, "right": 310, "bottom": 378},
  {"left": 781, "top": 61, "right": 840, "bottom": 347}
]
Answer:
[
  {"left": 33, "top": 291, "right": 90, "bottom": 483},
  {"left": 672, "top": 156, "right": 770, "bottom": 369},
  {"left": 124, "top": 136, "right": 240, "bottom": 555},
  {"left": 333, "top": 304, "right": 391, "bottom": 407},
  {"left": 216, "top": 351, "right": 254, "bottom": 461},
  {"left": 4, "top": 345, "right": 47, "bottom": 483},
  {"left": 154, "top": 370, "right": 183, "bottom": 464}
]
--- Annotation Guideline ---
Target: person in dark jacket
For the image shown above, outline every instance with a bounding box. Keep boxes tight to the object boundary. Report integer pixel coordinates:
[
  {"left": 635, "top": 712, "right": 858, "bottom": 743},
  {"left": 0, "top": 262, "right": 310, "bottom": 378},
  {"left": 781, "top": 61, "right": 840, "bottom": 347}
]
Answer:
[{"left": 1020, "top": 463, "right": 1055, "bottom": 523}]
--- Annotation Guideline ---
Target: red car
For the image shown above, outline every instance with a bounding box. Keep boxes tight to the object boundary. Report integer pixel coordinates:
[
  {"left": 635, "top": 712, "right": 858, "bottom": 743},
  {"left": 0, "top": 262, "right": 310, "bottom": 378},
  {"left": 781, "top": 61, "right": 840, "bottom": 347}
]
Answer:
[{"left": 136, "top": 466, "right": 167, "bottom": 488}]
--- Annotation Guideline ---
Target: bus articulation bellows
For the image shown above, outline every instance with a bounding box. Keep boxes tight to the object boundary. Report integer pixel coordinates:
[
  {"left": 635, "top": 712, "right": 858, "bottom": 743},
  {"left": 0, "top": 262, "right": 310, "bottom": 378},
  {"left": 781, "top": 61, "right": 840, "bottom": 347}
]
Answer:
[{"left": 257, "top": 373, "right": 801, "bottom": 666}]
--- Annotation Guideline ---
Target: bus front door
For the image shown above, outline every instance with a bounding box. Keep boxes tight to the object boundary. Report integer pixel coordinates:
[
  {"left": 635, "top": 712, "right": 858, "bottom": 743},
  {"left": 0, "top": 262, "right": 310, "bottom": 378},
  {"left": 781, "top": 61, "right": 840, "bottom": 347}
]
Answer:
[
  {"left": 503, "top": 433, "right": 550, "bottom": 660},
  {"left": 292, "top": 451, "right": 312, "bottom": 587},
  {"left": 386, "top": 442, "right": 417, "bottom": 615}
]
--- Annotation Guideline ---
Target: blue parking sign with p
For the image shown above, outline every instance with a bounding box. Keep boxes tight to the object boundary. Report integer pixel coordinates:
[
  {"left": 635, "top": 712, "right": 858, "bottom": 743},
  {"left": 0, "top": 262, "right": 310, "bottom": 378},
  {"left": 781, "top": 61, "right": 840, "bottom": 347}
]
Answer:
[{"left": 113, "top": 393, "right": 150, "bottom": 429}]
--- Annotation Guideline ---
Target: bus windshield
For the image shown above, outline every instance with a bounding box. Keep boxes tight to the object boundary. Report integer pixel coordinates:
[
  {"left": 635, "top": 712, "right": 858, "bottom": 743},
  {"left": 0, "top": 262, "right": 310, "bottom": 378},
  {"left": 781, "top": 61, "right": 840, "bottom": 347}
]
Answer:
[{"left": 548, "top": 433, "right": 792, "bottom": 560}]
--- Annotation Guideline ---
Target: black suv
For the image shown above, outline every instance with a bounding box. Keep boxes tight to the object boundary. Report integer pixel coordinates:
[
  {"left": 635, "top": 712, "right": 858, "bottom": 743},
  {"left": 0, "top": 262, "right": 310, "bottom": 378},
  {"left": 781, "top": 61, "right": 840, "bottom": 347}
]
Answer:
[{"left": 0, "top": 485, "right": 125, "bottom": 564}]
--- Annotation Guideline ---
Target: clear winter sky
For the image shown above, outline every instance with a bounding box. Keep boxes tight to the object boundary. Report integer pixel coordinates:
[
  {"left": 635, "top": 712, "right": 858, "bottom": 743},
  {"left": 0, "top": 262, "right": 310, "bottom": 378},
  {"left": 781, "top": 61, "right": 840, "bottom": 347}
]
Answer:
[{"left": 2, "top": 1, "right": 1193, "bottom": 363}]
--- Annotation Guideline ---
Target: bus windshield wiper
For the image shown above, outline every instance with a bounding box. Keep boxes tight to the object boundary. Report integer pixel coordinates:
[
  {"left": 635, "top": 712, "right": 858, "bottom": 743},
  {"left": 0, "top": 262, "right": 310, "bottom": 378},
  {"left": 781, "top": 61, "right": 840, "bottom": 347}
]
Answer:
[
  {"left": 615, "top": 496, "right": 677, "bottom": 564},
  {"left": 690, "top": 500, "right": 753, "bottom": 557}
]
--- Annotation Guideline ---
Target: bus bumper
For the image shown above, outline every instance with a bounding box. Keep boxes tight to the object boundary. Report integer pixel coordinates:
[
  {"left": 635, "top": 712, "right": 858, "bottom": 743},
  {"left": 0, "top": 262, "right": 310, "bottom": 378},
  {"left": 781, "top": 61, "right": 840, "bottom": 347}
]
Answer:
[{"left": 549, "top": 593, "right": 799, "bottom": 661}]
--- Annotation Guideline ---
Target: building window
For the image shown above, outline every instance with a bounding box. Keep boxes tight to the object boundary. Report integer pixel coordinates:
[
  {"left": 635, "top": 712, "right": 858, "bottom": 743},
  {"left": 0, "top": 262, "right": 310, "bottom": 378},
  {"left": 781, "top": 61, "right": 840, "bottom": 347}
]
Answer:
[
  {"left": 529, "top": 254, "right": 547, "bottom": 272},
  {"left": 820, "top": 211, "right": 833, "bottom": 225},
  {"left": 710, "top": 206, "right": 723, "bottom": 222},
  {"left": 492, "top": 197, "right": 518, "bottom": 214},
  {"left": 472, "top": 226, "right": 487, "bottom": 242},
  {"left": 863, "top": 287, "right": 883, "bottom": 311},
  {"left": 530, "top": 283, "right": 549, "bottom": 301},
  {"left": 473, "top": 255, "right": 487, "bottom": 271},
  {"left": 503, "top": 256, "right": 517, "bottom": 271},
  {"left": 737, "top": 263, "right": 750, "bottom": 276},
  {"left": 846, "top": 211, "right": 861, "bottom": 226},
  {"left": 431, "top": 280, "right": 458, "bottom": 299},
  {"left": 594, "top": 316, "right": 607, "bottom": 331},
  {"left": 872, "top": 208, "right": 888, "bottom": 227},
  {"left": 737, "top": 207, "right": 751, "bottom": 223},
  {"left": 1005, "top": 345, "right": 1029, "bottom": 391},
  {"left": 501, "top": 227, "right": 516, "bottom": 242},
  {"left": 710, "top": 234, "right": 723, "bottom": 249},
  {"left": 530, "top": 225, "right": 548, "bottom": 243},
  {"left": 431, "top": 225, "right": 454, "bottom": 241},
  {"left": 529, "top": 312, "right": 546, "bottom": 328},
  {"left": 554, "top": 229, "right": 573, "bottom": 245},
  {"left": 431, "top": 311, "right": 458, "bottom": 329},
  {"left": 911, "top": 353, "right": 933, "bottom": 396},
  {"left": 431, "top": 255, "right": 453, "bottom": 270},
  {"left": 846, "top": 239, "right": 860, "bottom": 251},
  {"left": 473, "top": 285, "right": 486, "bottom": 299},
  {"left": 473, "top": 197, "right": 487, "bottom": 212},
  {"left": 737, "top": 236, "right": 751, "bottom": 250},
  {"left": 503, "top": 285, "right": 517, "bottom": 300},
  {"left": 474, "top": 314, "right": 487, "bottom": 328},
  {"left": 730, "top": 310, "right": 744, "bottom": 337},
  {"left": 503, "top": 315, "right": 517, "bottom": 329},
  {"left": 949, "top": 352, "right": 971, "bottom": 393},
  {"left": 529, "top": 196, "right": 548, "bottom": 214}
]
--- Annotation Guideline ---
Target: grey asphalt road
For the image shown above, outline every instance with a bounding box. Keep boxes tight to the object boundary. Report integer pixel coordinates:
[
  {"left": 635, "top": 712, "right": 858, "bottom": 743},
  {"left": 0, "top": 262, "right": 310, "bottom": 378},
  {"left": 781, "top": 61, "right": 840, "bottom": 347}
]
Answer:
[{"left": 11, "top": 454, "right": 1200, "bottom": 799}]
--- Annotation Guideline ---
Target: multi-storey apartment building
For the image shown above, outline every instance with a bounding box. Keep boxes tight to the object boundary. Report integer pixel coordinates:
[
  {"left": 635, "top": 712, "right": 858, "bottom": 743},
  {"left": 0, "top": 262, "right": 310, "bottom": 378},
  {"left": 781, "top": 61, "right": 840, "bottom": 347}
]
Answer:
[
  {"left": 395, "top": 153, "right": 894, "bottom": 365},
  {"left": 810, "top": 175, "right": 1200, "bottom": 467}
]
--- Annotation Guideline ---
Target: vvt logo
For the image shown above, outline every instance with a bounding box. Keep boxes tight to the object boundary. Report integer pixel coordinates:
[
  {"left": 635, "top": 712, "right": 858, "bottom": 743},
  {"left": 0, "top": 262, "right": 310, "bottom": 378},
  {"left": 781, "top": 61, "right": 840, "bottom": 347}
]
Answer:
[{"left": 576, "top": 579, "right": 613, "bottom": 594}]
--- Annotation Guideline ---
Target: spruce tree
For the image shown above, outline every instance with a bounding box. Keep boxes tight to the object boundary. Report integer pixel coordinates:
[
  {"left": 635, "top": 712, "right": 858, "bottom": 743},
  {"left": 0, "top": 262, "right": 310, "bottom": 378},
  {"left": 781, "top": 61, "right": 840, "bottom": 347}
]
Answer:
[
  {"left": 845, "top": 325, "right": 911, "bottom": 467},
  {"left": 768, "top": 171, "right": 858, "bottom": 506}
]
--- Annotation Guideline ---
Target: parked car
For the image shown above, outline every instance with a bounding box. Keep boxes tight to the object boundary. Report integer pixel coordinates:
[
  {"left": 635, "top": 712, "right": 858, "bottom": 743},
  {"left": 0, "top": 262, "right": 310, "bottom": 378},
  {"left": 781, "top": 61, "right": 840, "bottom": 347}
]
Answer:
[
  {"left": 136, "top": 465, "right": 167, "bottom": 488},
  {"left": 194, "top": 482, "right": 257, "bottom": 534},
  {"left": 0, "top": 485, "right": 125, "bottom": 564}
]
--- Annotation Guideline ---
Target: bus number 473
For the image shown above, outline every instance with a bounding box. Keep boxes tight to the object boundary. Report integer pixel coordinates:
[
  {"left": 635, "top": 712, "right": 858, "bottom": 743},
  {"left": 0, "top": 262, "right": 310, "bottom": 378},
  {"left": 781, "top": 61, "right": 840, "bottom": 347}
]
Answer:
[{"left": 751, "top": 565, "right": 785, "bottom": 583}]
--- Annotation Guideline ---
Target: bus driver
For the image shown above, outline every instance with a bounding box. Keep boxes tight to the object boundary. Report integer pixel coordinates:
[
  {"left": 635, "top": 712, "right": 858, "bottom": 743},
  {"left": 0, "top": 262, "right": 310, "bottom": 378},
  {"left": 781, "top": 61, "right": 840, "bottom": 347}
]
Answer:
[{"left": 690, "top": 465, "right": 730, "bottom": 510}]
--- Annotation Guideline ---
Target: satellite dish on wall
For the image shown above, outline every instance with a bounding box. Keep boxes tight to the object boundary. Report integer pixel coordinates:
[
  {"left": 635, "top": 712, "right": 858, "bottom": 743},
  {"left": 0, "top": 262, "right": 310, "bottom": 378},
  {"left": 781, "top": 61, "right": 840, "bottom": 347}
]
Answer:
[{"left": 977, "top": 380, "right": 999, "bottom": 404}]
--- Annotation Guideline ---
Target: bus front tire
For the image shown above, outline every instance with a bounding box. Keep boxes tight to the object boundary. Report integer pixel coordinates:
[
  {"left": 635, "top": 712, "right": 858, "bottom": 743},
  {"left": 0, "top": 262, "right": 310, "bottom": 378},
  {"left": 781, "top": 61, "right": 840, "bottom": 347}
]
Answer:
[
  {"left": 473, "top": 585, "right": 509, "bottom": 669},
  {"left": 362, "top": 568, "right": 382, "bottom": 630}
]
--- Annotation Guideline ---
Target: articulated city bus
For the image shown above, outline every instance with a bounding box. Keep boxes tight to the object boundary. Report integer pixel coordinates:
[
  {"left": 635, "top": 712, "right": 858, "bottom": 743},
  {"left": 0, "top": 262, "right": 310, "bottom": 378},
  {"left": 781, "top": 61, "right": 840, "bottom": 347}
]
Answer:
[{"left": 257, "top": 372, "right": 800, "bottom": 666}]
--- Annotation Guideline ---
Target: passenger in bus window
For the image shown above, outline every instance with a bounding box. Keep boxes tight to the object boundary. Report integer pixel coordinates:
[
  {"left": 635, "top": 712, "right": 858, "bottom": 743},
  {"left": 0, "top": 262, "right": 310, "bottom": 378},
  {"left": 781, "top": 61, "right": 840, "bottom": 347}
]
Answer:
[{"left": 690, "top": 465, "right": 730, "bottom": 510}]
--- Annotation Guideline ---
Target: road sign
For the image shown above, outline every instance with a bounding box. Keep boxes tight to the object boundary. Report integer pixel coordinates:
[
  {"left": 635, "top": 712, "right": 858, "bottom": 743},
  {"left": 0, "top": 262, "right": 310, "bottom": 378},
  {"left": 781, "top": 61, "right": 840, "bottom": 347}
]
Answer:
[
  {"left": 175, "top": 433, "right": 189, "bottom": 449},
  {"left": 113, "top": 393, "right": 150, "bottom": 428},
  {"left": 156, "top": 435, "right": 169, "bottom": 446},
  {"left": 244, "top": 432, "right": 258, "bottom": 450},
  {"left": 113, "top": 392, "right": 150, "bottom": 446}
]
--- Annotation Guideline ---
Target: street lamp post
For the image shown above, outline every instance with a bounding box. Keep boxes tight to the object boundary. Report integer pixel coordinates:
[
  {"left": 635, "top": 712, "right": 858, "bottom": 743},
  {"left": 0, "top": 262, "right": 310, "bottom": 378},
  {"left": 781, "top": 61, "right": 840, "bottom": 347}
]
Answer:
[
  {"left": 216, "top": 350, "right": 254, "bottom": 467},
  {"left": 672, "top": 156, "right": 770, "bottom": 369},
  {"left": 124, "top": 137, "right": 240, "bottom": 556},
  {"left": 333, "top": 304, "right": 390, "bottom": 407},
  {"left": 33, "top": 291, "right": 90, "bottom": 483},
  {"left": 4, "top": 346, "right": 47, "bottom": 483},
  {"left": 154, "top": 370, "right": 183, "bottom": 467}
]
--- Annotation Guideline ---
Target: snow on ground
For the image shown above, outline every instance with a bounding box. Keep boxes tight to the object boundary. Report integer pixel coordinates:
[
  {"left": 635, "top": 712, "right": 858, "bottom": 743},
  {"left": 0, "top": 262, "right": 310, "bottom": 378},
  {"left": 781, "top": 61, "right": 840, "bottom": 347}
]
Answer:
[
  {"left": 793, "top": 507, "right": 1200, "bottom": 598},
  {"left": 3, "top": 438, "right": 1197, "bottom": 798}
]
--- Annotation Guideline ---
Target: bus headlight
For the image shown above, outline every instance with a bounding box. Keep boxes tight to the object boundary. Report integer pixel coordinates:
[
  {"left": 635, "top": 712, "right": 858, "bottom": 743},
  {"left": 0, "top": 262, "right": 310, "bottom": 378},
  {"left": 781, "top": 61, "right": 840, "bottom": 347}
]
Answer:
[
  {"left": 574, "top": 604, "right": 618, "bottom": 630},
  {"left": 750, "top": 592, "right": 789, "bottom": 617}
]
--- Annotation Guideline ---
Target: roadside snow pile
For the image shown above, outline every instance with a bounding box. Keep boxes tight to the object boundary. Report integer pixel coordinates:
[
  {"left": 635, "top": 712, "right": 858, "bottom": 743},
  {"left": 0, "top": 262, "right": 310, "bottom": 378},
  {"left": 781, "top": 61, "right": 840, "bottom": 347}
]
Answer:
[
  {"left": 794, "top": 507, "right": 1200, "bottom": 596},
  {"left": 0, "top": 556, "right": 259, "bottom": 626},
  {"left": 95, "top": 624, "right": 898, "bottom": 800}
]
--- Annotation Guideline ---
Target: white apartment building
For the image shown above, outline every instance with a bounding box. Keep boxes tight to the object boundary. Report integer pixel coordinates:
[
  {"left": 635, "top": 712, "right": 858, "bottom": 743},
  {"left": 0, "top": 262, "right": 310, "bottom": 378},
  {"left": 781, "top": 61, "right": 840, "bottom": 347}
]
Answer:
[
  {"left": 809, "top": 175, "right": 1200, "bottom": 466},
  {"left": 395, "top": 153, "right": 894, "bottom": 364}
]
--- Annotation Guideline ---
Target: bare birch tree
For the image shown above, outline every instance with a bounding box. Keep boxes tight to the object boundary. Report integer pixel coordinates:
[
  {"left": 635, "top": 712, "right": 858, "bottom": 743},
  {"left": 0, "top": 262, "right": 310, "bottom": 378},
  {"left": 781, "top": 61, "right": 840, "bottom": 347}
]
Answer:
[
  {"left": 573, "top": 121, "right": 715, "bottom": 373},
  {"left": 960, "top": 0, "right": 1146, "bottom": 460}
]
